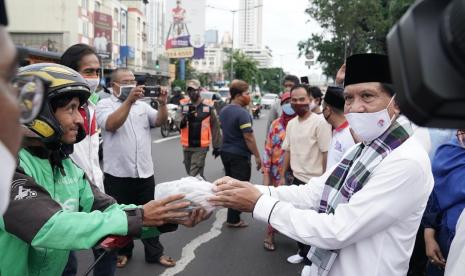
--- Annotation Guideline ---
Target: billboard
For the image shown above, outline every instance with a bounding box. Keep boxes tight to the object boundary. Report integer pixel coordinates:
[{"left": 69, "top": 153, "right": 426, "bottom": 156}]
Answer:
[
  {"left": 165, "top": 0, "right": 205, "bottom": 59},
  {"left": 93, "top": 11, "right": 112, "bottom": 58}
]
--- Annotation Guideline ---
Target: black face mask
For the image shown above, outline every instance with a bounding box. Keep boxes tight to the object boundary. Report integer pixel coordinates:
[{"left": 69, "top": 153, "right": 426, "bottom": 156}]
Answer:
[{"left": 188, "top": 88, "right": 200, "bottom": 102}]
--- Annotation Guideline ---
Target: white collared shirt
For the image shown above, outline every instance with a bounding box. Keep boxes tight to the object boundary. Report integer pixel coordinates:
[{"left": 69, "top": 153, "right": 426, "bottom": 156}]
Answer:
[
  {"left": 327, "top": 121, "right": 355, "bottom": 169},
  {"left": 445, "top": 210, "right": 465, "bottom": 276},
  {"left": 0, "top": 141, "right": 15, "bottom": 215},
  {"left": 253, "top": 136, "right": 433, "bottom": 276},
  {"left": 96, "top": 95, "right": 158, "bottom": 178},
  {"left": 70, "top": 101, "right": 104, "bottom": 191}
]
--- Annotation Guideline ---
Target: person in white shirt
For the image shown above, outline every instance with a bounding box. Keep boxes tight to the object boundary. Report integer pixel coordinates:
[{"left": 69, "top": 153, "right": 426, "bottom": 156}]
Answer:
[
  {"left": 322, "top": 86, "right": 356, "bottom": 168},
  {"left": 96, "top": 68, "right": 176, "bottom": 269},
  {"left": 280, "top": 84, "right": 332, "bottom": 265},
  {"left": 210, "top": 53, "right": 433, "bottom": 276}
]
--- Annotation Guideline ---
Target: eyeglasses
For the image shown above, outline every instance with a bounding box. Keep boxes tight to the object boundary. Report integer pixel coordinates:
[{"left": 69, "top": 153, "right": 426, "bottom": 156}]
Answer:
[
  {"left": 12, "top": 75, "right": 48, "bottom": 124},
  {"left": 457, "top": 130, "right": 465, "bottom": 147}
]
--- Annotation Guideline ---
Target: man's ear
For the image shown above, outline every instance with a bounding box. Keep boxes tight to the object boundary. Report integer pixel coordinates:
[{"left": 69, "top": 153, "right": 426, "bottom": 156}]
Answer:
[{"left": 392, "top": 97, "right": 401, "bottom": 115}]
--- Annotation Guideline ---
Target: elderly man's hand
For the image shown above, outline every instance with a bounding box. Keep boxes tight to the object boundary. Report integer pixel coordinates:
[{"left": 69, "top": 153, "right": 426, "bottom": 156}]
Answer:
[
  {"left": 142, "top": 194, "right": 191, "bottom": 227},
  {"left": 175, "top": 208, "right": 212, "bottom": 228},
  {"left": 209, "top": 177, "right": 262, "bottom": 212}
]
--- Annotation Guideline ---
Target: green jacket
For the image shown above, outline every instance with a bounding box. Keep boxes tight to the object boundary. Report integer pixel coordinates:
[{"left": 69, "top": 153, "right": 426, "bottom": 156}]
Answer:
[{"left": 0, "top": 147, "right": 163, "bottom": 276}]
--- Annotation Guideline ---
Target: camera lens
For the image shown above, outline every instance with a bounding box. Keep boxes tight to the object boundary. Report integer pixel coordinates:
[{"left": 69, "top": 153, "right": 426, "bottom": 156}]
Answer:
[{"left": 441, "top": 0, "right": 465, "bottom": 75}]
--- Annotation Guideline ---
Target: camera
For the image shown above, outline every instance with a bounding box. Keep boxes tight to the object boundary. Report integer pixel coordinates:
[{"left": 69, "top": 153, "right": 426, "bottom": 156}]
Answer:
[
  {"left": 143, "top": 86, "right": 161, "bottom": 98},
  {"left": 387, "top": 0, "right": 465, "bottom": 128}
]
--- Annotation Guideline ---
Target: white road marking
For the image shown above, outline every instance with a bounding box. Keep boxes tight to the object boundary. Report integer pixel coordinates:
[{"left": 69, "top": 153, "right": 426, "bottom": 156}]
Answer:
[
  {"left": 160, "top": 209, "right": 227, "bottom": 276},
  {"left": 153, "top": 135, "right": 180, "bottom": 144}
]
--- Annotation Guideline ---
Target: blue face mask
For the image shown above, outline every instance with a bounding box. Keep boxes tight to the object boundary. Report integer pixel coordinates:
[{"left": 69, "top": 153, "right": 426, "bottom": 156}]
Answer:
[{"left": 282, "top": 103, "right": 295, "bottom": 116}]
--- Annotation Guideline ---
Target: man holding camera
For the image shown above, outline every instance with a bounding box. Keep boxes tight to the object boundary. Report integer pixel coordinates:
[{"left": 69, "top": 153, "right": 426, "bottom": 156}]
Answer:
[
  {"left": 179, "top": 79, "right": 222, "bottom": 178},
  {"left": 96, "top": 68, "right": 175, "bottom": 268}
]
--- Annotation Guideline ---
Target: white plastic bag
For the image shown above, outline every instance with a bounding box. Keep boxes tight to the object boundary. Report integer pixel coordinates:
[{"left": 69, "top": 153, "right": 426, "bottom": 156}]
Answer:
[{"left": 154, "top": 176, "right": 216, "bottom": 213}]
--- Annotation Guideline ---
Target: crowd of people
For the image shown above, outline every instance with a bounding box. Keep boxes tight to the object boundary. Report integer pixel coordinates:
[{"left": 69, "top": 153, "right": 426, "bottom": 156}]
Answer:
[{"left": 1, "top": 1, "right": 465, "bottom": 275}]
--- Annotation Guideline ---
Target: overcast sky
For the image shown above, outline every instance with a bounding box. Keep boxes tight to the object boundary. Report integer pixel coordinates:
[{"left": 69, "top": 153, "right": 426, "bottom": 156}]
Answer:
[{"left": 205, "top": 0, "right": 323, "bottom": 78}]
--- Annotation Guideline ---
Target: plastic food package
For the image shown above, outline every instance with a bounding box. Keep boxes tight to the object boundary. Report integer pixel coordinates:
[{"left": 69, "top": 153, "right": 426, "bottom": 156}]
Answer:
[{"left": 154, "top": 176, "right": 217, "bottom": 213}]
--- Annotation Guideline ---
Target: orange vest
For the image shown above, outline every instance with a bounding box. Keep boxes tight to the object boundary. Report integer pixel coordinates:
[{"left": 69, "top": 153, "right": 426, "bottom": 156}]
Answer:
[{"left": 180, "top": 98, "right": 213, "bottom": 148}]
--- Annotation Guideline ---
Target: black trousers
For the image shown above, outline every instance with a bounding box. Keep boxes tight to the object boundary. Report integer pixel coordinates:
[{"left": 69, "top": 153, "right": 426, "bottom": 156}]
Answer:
[
  {"left": 293, "top": 176, "right": 312, "bottom": 265},
  {"left": 104, "top": 173, "right": 164, "bottom": 262},
  {"left": 220, "top": 151, "right": 251, "bottom": 224}
]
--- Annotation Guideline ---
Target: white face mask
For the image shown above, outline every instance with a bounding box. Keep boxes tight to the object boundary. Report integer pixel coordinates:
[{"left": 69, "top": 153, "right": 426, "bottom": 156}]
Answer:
[
  {"left": 85, "top": 77, "right": 100, "bottom": 93},
  {"left": 345, "top": 96, "right": 396, "bottom": 142},
  {"left": 115, "top": 84, "right": 135, "bottom": 101}
]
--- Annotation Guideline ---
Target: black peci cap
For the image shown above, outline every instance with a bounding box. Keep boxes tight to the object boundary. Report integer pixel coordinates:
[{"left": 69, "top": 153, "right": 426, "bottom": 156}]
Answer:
[
  {"left": 324, "top": 86, "right": 345, "bottom": 111},
  {"left": 344, "top": 53, "right": 392, "bottom": 86}
]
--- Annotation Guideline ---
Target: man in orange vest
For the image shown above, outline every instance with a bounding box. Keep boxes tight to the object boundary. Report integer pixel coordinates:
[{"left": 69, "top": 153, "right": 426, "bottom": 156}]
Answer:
[{"left": 179, "top": 79, "right": 222, "bottom": 178}]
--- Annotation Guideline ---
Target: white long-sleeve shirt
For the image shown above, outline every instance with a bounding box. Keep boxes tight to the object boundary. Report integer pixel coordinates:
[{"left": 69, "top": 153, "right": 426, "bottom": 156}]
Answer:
[
  {"left": 445, "top": 210, "right": 465, "bottom": 276},
  {"left": 253, "top": 137, "right": 433, "bottom": 276},
  {"left": 70, "top": 101, "right": 104, "bottom": 192}
]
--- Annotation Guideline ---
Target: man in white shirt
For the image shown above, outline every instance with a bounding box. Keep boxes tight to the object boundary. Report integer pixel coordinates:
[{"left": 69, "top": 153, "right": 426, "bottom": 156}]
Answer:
[
  {"left": 280, "top": 84, "right": 332, "bottom": 264},
  {"left": 96, "top": 68, "right": 175, "bottom": 268},
  {"left": 210, "top": 53, "right": 433, "bottom": 276},
  {"left": 322, "top": 86, "right": 356, "bottom": 168}
]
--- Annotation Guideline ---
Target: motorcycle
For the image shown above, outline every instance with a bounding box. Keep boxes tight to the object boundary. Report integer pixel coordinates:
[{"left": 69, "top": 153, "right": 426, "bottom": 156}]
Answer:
[
  {"left": 251, "top": 103, "right": 261, "bottom": 119},
  {"left": 161, "top": 103, "right": 181, "bottom": 137}
]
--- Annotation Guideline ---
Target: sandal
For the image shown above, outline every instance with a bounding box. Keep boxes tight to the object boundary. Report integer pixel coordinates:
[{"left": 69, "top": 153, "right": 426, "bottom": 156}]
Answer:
[
  {"left": 116, "top": 255, "right": 129, "bottom": 268},
  {"left": 263, "top": 234, "right": 276, "bottom": 251},
  {"left": 158, "top": 255, "right": 176, "bottom": 267},
  {"left": 226, "top": 220, "right": 249, "bottom": 228},
  {"left": 263, "top": 239, "right": 276, "bottom": 251}
]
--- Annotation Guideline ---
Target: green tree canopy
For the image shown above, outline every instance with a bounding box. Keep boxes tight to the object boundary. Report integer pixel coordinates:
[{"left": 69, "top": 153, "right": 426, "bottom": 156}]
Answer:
[
  {"left": 298, "top": 0, "right": 414, "bottom": 78},
  {"left": 258, "top": 68, "right": 285, "bottom": 94},
  {"left": 224, "top": 50, "right": 260, "bottom": 87}
]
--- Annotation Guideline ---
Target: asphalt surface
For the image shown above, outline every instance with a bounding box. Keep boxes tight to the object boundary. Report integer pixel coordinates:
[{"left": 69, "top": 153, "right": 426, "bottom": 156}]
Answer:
[{"left": 76, "top": 109, "right": 303, "bottom": 276}]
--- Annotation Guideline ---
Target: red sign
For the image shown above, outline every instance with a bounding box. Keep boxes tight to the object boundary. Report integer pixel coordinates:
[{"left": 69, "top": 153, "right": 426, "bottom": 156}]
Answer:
[{"left": 94, "top": 12, "right": 112, "bottom": 58}]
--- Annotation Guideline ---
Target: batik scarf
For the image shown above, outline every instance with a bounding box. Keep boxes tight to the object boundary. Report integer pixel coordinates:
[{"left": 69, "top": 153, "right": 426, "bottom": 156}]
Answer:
[{"left": 307, "top": 117, "right": 412, "bottom": 276}]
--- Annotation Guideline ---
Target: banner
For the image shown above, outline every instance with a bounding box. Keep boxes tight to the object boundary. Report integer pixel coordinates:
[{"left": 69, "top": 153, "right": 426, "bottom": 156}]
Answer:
[
  {"left": 94, "top": 11, "right": 112, "bottom": 58},
  {"left": 165, "top": 0, "right": 205, "bottom": 59}
]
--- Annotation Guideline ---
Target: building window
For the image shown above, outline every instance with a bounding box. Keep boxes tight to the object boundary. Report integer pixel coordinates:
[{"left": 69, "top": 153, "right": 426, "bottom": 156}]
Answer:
[
  {"left": 137, "top": 17, "right": 141, "bottom": 30},
  {"left": 82, "top": 20, "right": 89, "bottom": 37},
  {"left": 114, "top": 8, "right": 119, "bottom": 22},
  {"left": 95, "top": 1, "right": 101, "bottom": 11},
  {"left": 81, "top": 0, "right": 88, "bottom": 10}
]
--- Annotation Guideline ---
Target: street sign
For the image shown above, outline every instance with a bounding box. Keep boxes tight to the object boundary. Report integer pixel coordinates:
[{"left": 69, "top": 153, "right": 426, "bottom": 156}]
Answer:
[
  {"left": 305, "top": 60, "right": 314, "bottom": 66},
  {"left": 305, "top": 51, "right": 314, "bottom": 60}
]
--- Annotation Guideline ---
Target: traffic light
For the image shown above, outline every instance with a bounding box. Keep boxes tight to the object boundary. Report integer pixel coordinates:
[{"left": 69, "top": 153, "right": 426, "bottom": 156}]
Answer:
[{"left": 155, "top": 60, "right": 160, "bottom": 70}]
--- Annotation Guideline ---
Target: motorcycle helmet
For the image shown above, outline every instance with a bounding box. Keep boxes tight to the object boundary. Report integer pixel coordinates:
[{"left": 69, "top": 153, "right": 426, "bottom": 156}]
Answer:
[{"left": 17, "top": 63, "right": 90, "bottom": 151}]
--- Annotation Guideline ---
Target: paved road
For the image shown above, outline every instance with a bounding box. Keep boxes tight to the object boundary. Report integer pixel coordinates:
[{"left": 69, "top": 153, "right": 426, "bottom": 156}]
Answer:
[{"left": 76, "top": 110, "right": 303, "bottom": 276}]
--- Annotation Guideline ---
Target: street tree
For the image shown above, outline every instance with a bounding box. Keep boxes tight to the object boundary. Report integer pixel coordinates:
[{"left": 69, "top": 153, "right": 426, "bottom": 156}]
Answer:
[
  {"left": 224, "top": 50, "right": 260, "bottom": 87},
  {"left": 258, "top": 68, "right": 285, "bottom": 94},
  {"left": 298, "top": 0, "right": 414, "bottom": 78}
]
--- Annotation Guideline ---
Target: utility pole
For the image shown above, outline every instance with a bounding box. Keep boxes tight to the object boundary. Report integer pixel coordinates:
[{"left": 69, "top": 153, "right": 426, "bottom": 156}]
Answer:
[{"left": 207, "top": 4, "right": 263, "bottom": 83}]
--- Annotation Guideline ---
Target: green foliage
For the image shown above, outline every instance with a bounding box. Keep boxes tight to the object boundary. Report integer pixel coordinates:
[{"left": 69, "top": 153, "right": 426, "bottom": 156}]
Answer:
[
  {"left": 258, "top": 68, "right": 285, "bottom": 94},
  {"left": 171, "top": 79, "right": 186, "bottom": 91},
  {"left": 299, "top": 0, "right": 415, "bottom": 78},
  {"left": 224, "top": 50, "right": 260, "bottom": 86}
]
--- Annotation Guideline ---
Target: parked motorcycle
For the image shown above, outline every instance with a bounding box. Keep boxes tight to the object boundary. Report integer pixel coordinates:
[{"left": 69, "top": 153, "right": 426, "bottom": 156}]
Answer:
[
  {"left": 252, "top": 103, "right": 261, "bottom": 119},
  {"left": 161, "top": 103, "right": 180, "bottom": 137}
]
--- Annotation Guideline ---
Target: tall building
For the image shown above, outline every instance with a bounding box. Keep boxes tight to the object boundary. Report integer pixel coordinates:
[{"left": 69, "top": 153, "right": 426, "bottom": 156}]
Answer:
[
  {"left": 6, "top": 0, "right": 129, "bottom": 68},
  {"left": 146, "top": 0, "right": 166, "bottom": 64},
  {"left": 238, "top": 0, "right": 263, "bottom": 49},
  {"left": 205, "top": 29, "right": 218, "bottom": 46},
  {"left": 242, "top": 46, "right": 272, "bottom": 68}
]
